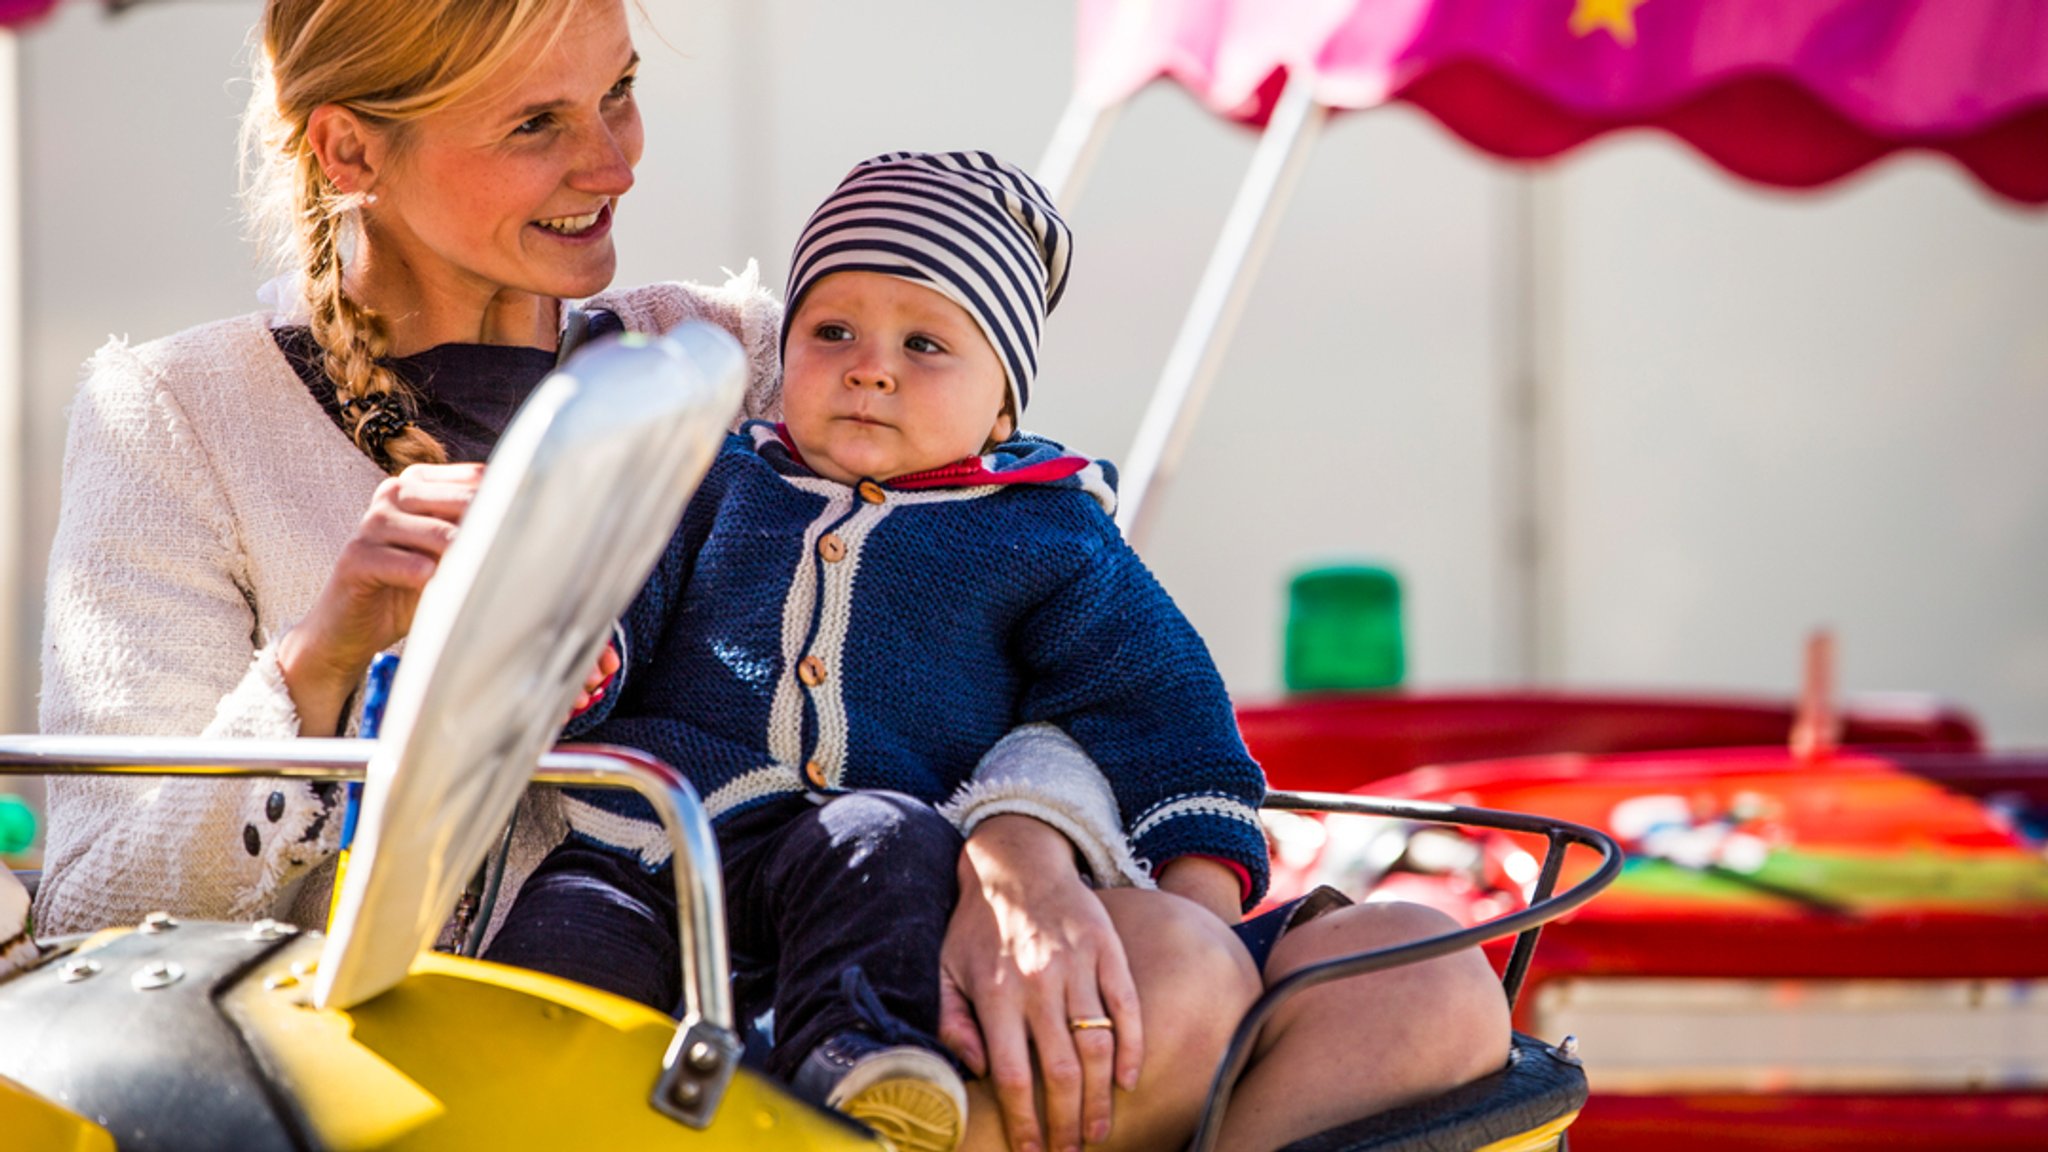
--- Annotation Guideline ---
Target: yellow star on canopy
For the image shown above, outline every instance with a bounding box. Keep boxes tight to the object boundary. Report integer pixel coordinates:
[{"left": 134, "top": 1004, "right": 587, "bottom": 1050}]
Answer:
[{"left": 1570, "top": 0, "right": 1650, "bottom": 45}]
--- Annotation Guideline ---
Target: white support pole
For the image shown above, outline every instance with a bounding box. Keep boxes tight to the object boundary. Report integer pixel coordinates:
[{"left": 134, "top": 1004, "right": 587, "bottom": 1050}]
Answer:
[
  {"left": 0, "top": 33, "right": 23, "bottom": 730},
  {"left": 1495, "top": 174, "right": 1539, "bottom": 682},
  {"left": 1115, "top": 68, "right": 1327, "bottom": 548},
  {"left": 1035, "top": 91, "right": 1121, "bottom": 210}
]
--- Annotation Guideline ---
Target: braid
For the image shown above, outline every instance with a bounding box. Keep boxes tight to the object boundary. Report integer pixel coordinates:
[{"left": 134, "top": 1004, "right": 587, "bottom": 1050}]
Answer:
[{"left": 294, "top": 154, "right": 446, "bottom": 472}]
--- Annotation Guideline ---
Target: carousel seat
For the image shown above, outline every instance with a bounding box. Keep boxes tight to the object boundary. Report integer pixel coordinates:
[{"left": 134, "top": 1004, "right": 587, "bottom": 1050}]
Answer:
[{"left": 1280, "top": 1031, "right": 1585, "bottom": 1152}]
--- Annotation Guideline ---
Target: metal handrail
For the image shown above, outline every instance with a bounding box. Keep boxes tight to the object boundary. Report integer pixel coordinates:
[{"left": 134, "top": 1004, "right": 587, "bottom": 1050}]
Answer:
[
  {"left": 1185, "top": 790, "right": 1623, "bottom": 1152},
  {"left": 0, "top": 735, "right": 738, "bottom": 1127}
]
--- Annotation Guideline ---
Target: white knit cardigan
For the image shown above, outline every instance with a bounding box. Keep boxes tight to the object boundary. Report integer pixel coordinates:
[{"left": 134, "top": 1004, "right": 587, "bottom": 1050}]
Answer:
[{"left": 33, "top": 276, "right": 786, "bottom": 937}]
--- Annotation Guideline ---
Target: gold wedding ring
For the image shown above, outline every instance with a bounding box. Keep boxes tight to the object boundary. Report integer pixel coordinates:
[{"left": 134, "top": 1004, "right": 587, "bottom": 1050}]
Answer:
[{"left": 1067, "top": 1016, "right": 1115, "bottom": 1032}]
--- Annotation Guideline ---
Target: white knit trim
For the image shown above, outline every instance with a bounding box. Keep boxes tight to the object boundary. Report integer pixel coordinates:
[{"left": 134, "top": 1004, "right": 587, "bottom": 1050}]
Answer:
[
  {"left": 882, "top": 486, "right": 1004, "bottom": 507},
  {"left": 560, "top": 794, "right": 680, "bottom": 868},
  {"left": 803, "top": 500, "right": 890, "bottom": 781},
  {"left": 202, "top": 641, "right": 303, "bottom": 741},
  {"left": 940, "top": 723, "right": 1153, "bottom": 889},
  {"left": 1130, "top": 794, "right": 1265, "bottom": 842},
  {"left": 769, "top": 487, "right": 852, "bottom": 766},
  {"left": 1072, "top": 460, "right": 1117, "bottom": 517},
  {"left": 703, "top": 764, "right": 806, "bottom": 821}
]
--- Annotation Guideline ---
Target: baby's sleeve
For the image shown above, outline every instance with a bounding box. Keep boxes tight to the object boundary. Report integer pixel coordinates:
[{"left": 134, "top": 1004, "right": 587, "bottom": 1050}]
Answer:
[{"left": 1013, "top": 525, "right": 1270, "bottom": 909}]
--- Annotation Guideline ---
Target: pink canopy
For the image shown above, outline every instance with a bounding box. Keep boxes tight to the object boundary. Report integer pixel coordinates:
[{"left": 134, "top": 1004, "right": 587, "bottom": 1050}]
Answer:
[
  {"left": 1076, "top": 0, "right": 2048, "bottom": 204},
  {"left": 0, "top": 0, "right": 59, "bottom": 30}
]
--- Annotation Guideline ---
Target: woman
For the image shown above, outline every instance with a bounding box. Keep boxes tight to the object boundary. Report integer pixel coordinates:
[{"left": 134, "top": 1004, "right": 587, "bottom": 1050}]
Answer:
[
  {"left": 36, "top": 0, "right": 771, "bottom": 941},
  {"left": 34, "top": 1, "right": 1505, "bottom": 1149}
]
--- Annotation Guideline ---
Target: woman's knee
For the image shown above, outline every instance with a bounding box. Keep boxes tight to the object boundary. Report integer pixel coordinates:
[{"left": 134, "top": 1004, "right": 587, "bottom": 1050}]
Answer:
[
  {"left": 1100, "top": 889, "right": 1262, "bottom": 1078},
  {"left": 1266, "top": 901, "right": 1510, "bottom": 1082}
]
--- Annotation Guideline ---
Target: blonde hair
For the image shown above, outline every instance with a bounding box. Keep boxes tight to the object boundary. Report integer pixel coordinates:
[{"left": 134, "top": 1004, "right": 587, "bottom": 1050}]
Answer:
[{"left": 241, "top": 0, "right": 579, "bottom": 471}]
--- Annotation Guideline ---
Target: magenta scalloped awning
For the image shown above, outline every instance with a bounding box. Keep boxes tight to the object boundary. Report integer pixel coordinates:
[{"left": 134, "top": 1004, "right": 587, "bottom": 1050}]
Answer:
[
  {"left": 1, "top": 0, "right": 60, "bottom": 30},
  {"left": 1076, "top": 0, "right": 2048, "bottom": 204}
]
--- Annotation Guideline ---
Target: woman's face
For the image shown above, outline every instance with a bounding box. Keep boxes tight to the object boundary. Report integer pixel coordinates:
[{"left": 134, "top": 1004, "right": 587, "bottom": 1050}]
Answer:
[{"left": 362, "top": 0, "right": 643, "bottom": 314}]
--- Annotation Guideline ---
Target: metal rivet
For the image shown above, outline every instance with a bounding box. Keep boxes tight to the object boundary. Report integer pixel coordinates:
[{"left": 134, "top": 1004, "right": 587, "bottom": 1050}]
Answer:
[
  {"left": 687, "top": 1040, "right": 722, "bottom": 1073},
  {"left": 248, "top": 919, "right": 298, "bottom": 941},
  {"left": 289, "top": 959, "right": 318, "bottom": 980},
  {"left": 266, "top": 791, "right": 286, "bottom": 823},
  {"left": 58, "top": 958, "right": 101, "bottom": 983},
  {"left": 264, "top": 973, "right": 300, "bottom": 991},
  {"left": 139, "top": 911, "right": 180, "bottom": 934},
  {"left": 673, "top": 1080, "right": 704, "bottom": 1108},
  {"left": 1556, "top": 1035, "right": 1581, "bottom": 1064},
  {"left": 243, "top": 823, "right": 262, "bottom": 856},
  {"left": 133, "top": 961, "right": 184, "bottom": 991}
]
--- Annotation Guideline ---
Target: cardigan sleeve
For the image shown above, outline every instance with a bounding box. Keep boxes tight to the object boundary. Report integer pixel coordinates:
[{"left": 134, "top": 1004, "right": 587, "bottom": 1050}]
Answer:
[
  {"left": 583, "top": 267, "right": 785, "bottom": 423},
  {"left": 34, "top": 341, "right": 343, "bottom": 934},
  {"left": 1012, "top": 524, "right": 1271, "bottom": 909}
]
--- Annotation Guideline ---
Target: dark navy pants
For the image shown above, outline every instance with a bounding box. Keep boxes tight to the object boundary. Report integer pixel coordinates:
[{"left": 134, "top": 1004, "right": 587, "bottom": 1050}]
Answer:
[{"left": 487, "top": 791, "right": 962, "bottom": 1080}]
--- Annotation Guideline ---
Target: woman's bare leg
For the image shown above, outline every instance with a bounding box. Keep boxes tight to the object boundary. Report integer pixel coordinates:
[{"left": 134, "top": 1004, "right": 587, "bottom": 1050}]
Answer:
[
  {"left": 1216, "top": 901, "right": 1511, "bottom": 1152},
  {"left": 959, "top": 888, "right": 1261, "bottom": 1152}
]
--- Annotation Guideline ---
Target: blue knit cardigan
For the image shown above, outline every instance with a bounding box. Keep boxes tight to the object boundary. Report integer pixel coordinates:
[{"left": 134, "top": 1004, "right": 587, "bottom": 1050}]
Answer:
[{"left": 565, "top": 423, "right": 1269, "bottom": 906}]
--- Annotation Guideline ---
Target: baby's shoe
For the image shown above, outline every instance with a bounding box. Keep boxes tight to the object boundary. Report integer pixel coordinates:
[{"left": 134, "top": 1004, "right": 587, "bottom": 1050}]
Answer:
[{"left": 792, "top": 1031, "right": 968, "bottom": 1152}]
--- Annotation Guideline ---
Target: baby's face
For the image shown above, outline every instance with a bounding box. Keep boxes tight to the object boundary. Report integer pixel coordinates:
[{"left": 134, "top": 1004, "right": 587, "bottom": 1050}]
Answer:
[{"left": 782, "top": 271, "right": 1013, "bottom": 485}]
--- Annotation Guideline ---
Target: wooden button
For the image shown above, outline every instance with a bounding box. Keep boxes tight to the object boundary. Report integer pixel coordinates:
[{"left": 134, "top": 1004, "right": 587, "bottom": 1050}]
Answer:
[
  {"left": 857, "top": 480, "right": 887, "bottom": 505},
  {"left": 818, "top": 533, "right": 847, "bottom": 563},
  {"left": 797, "top": 655, "right": 827, "bottom": 687},
  {"left": 805, "top": 760, "right": 829, "bottom": 788}
]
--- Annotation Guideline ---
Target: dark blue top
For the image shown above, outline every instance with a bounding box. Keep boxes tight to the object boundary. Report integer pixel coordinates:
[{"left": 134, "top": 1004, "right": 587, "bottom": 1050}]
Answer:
[{"left": 271, "top": 311, "right": 625, "bottom": 462}]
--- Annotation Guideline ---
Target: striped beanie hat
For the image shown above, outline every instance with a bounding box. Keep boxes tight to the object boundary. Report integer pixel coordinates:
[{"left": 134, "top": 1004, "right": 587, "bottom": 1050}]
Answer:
[{"left": 783, "top": 150, "right": 1073, "bottom": 415}]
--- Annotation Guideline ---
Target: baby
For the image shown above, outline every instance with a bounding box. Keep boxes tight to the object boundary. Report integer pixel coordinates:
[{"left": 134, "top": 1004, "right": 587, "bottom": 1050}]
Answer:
[{"left": 492, "top": 152, "right": 1268, "bottom": 1152}]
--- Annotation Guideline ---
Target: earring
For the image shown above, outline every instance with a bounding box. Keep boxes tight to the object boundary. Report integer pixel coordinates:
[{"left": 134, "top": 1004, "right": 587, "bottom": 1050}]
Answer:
[{"left": 363, "top": 192, "right": 379, "bottom": 205}]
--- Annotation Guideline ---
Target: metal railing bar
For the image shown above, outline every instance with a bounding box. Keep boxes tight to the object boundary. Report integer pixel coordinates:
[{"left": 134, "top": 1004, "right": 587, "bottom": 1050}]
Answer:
[
  {"left": 1187, "top": 790, "right": 1623, "bottom": 1152},
  {"left": 1500, "top": 829, "right": 1571, "bottom": 1011},
  {"left": 0, "top": 737, "right": 732, "bottom": 1033}
]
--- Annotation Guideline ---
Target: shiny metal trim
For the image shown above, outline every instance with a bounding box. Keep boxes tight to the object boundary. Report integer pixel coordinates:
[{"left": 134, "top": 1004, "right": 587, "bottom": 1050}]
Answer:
[{"left": 0, "top": 735, "right": 738, "bottom": 1125}]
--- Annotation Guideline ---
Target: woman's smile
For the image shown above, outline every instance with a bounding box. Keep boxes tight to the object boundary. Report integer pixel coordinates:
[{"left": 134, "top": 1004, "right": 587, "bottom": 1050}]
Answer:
[{"left": 532, "top": 202, "right": 613, "bottom": 238}]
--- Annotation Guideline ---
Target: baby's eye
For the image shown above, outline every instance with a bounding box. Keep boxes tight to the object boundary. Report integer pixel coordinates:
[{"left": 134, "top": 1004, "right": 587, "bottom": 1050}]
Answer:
[
  {"left": 814, "top": 322, "right": 853, "bottom": 342},
  {"left": 905, "top": 334, "right": 944, "bottom": 354}
]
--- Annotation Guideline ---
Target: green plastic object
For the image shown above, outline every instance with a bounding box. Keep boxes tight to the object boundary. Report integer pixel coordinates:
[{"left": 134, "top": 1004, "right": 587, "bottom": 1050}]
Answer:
[
  {"left": 0, "top": 794, "right": 34, "bottom": 855},
  {"left": 1285, "top": 564, "right": 1405, "bottom": 692}
]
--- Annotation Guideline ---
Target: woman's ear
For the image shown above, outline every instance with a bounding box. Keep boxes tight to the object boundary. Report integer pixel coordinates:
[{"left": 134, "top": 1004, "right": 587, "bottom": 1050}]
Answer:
[{"left": 306, "top": 104, "right": 380, "bottom": 198}]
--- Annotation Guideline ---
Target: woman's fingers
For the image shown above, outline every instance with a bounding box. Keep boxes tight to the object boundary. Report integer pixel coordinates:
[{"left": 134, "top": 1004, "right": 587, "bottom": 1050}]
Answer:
[
  {"left": 1063, "top": 986, "right": 1119, "bottom": 1147},
  {"left": 936, "top": 967, "right": 988, "bottom": 1078},
  {"left": 353, "top": 510, "right": 461, "bottom": 567},
  {"left": 1032, "top": 989, "right": 1088, "bottom": 1152},
  {"left": 1058, "top": 928, "right": 1143, "bottom": 1146},
  {"left": 979, "top": 979, "right": 1047, "bottom": 1152},
  {"left": 1097, "top": 937, "right": 1145, "bottom": 1093}
]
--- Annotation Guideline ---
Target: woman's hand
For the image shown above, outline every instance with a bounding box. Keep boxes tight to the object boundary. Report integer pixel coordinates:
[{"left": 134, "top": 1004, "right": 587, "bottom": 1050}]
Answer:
[
  {"left": 278, "top": 463, "right": 484, "bottom": 736},
  {"left": 940, "top": 815, "right": 1143, "bottom": 1152}
]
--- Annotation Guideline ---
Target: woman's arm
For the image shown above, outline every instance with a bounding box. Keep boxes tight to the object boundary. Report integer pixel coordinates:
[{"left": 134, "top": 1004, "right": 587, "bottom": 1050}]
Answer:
[{"left": 36, "top": 351, "right": 344, "bottom": 932}]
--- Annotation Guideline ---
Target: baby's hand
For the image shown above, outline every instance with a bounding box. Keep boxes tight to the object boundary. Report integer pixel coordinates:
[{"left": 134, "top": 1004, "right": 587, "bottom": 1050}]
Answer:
[{"left": 569, "top": 642, "right": 622, "bottom": 719}]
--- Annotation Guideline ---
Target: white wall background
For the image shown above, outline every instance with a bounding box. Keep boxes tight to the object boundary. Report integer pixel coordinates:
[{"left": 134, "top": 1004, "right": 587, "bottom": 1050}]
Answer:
[{"left": 8, "top": 0, "right": 2047, "bottom": 753}]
